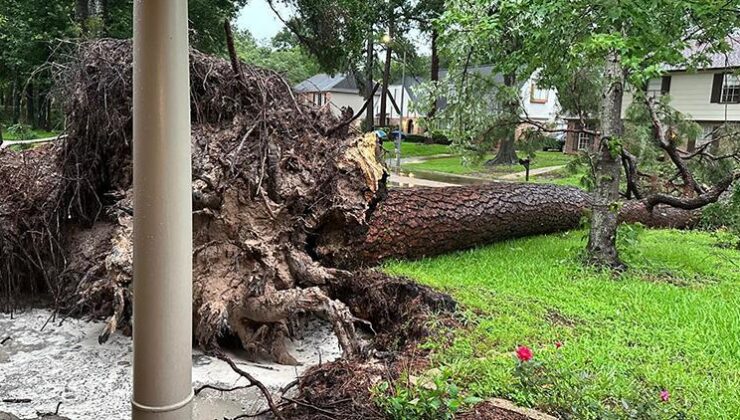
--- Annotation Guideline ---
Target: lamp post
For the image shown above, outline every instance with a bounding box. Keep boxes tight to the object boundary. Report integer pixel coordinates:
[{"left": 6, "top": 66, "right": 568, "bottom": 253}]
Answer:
[{"left": 132, "top": 1, "right": 193, "bottom": 419}]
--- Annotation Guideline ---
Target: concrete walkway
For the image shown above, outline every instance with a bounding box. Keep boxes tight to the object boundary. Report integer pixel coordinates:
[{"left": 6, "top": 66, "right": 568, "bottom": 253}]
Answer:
[
  {"left": 389, "top": 173, "right": 457, "bottom": 187},
  {"left": 498, "top": 165, "right": 564, "bottom": 180},
  {"left": 0, "top": 136, "right": 63, "bottom": 149},
  {"left": 396, "top": 153, "right": 456, "bottom": 164}
]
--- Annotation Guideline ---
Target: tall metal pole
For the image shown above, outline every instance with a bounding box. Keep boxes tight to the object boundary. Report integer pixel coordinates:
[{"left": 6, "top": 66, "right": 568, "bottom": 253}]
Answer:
[{"left": 132, "top": 1, "right": 193, "bottom": 419}]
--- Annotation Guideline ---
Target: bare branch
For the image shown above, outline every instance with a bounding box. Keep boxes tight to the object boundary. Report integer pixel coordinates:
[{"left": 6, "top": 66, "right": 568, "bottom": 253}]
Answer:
[{"left": 644, "top": 96, "right": 705, "bottom": 195}]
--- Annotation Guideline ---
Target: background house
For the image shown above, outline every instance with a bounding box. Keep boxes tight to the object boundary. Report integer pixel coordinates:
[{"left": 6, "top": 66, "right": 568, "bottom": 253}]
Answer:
[
  {"left": 622, "top": 40, "right": 740, "bottom": 151},
  {"left": 293, "top": 73, "right": 380, "bottom": 120},
  {"left": 435, "top": 66, "right": 563, "bottom": 137},
  {"left": 563, "top": 42, "right": 740, "bottom": 154},
  {"left": 384, "top": 75, "right": 424, "bottom": 134},
  {"left": 563, "top": 118, "right": 598, "bottom": 154},
  {"left": 295, "top": 68, "right": 563, "bottom": 136}
]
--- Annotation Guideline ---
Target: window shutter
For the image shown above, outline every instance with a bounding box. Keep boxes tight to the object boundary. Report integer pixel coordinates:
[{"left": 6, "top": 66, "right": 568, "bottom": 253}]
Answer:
[
  {"left": 710, "top": 73, "right": 724, "bottom": 103},
  {"left": 660, "top": 76, "right": 672, "bottom": 95}
]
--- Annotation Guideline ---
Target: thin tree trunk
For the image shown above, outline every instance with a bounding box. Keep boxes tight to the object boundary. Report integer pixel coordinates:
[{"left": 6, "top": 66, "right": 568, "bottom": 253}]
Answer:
[
  {"left": 428, "top": 29, "right": 440, "bottom": 119},
  {"left": 12, "top": 79, "right": 20, "bottom": 124},
  {"left": 488, "top": 72, "right": 519, "bottom": 165},
  {"left": 365, "top": 35, "right": 375, "bottom": 131},
  {"left": 75, "top": 0, "right": 89, "bottom": 33},
  {"left": 379, "top": 34, "right": 392, "bottom": 127},
  {"left": 587, "top": 52, "right": 625, "bottom": 269},
  {"left": 44, "top": 97, "right": 52, "bottom": 131},
  {"left": 26, "top": 82, "right": 36, "bottom": 129}
]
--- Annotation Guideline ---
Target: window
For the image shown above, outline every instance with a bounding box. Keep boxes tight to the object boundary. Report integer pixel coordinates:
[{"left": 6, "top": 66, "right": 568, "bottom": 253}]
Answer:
[
  {"left": 721, "top": 74, "right": 740, "bottom": 103},
  {"left": 312, "top": 92, "right": 326, "bottom": 106},
  {"left": 530, "top": 82, "right": 549, "bottom": 104},
  {"left": 712, "top": 73, "right": 740, "bottom": 104},
  {"left": 577, "top": 132, "right": 592, "bottom": 151}
]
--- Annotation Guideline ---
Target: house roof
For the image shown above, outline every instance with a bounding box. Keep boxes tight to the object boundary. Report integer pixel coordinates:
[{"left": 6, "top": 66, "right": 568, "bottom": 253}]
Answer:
[
  {"left": 438, "top": 65, "right": 505, "bottom": 84},
  {"left": 390, "top": 75, "right": 423, "bottom": 101},
  {"left": 435, "top": 65, "right": 505, "bottom": 110},
  {"left": 666, "top": 37, "right": 740, "bottom": 72},
  {"left": 293, "top": 73, "right": 360, "bottom": 94}
]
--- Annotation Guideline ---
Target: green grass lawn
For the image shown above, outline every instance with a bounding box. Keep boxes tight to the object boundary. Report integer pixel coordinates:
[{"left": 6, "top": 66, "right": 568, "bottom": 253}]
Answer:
[
  {"left": 403, "top": 151, "right": 574, "bottom": 176},
  {"left": 532, "top": 167, "right": 587, "bottom": 188},
  {"left": 384, "top": 228, "right": 740, "bottom": 419},
  {"left": 382, "top": 141, "right": 451, "bottom": 157},
  {"left": 2, "top": 129, "right": 60, "bottom": 140}
]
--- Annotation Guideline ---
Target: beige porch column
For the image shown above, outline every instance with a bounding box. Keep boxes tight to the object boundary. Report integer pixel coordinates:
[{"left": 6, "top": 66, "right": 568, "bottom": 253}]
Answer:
[{"left": 131, "top": 0, "right": 193, "bottom": 419}]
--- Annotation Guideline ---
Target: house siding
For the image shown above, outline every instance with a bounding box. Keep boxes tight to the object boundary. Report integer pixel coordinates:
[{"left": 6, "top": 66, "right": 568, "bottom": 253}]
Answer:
[
  {"left": 326, "top": 92, "right": 368, "bottom": 116},
  {"left": 520, "top": 75, "right": 561, "bottom": 123},
  {"left": 622, "top": 71, "right": 740, "bottom": 122}
]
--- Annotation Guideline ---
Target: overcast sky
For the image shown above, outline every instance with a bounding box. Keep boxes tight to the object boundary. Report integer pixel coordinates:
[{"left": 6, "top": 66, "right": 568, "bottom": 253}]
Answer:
[
  {"left": 235, "top": 0, "right": 431, "bottom": 54},
  {"left": 235, "top": 0, "right": 290, "bottom": 43}
]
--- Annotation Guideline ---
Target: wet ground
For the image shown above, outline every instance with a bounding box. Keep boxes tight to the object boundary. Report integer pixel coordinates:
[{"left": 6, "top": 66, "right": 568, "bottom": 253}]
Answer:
[{"left": 0, "top": 310, "right": 341, "bottom": 419}]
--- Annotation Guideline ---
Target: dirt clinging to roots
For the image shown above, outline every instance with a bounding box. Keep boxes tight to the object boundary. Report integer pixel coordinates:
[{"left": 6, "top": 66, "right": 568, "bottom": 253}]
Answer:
[{"left": 0, "top": 39, "right": 453, "bottom": 367}]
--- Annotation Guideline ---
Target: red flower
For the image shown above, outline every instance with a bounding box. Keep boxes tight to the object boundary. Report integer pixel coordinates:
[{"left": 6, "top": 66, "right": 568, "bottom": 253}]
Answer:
[
  {"left": 660, "top": 390, "right": 670, "bottom": 402},
  {"left": 516, "top": 346, "right": 533, "bottom": 362},
  {"left": 555, "top": 341, "right": 563, "bottom": 349}
]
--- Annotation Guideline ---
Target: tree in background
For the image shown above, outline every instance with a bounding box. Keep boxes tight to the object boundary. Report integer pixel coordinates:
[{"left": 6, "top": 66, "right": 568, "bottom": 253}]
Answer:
[
  {"left": 442, "top": 0, "right": 740, "bottom": 269},
  {"left": 413, "top": 0, "right": 529, "bottom": 165},
  {"left": 268, "top": 0, "right": 379, "bottom": 128},
  {"left": 233, "top": 29, "right": 320, "bottom": 84},
  {"left": 0, "top": 0, "right": 73, "bottom": 129},
  {"left": 0, "top": 0, "right": 250, "bottom": 132}
]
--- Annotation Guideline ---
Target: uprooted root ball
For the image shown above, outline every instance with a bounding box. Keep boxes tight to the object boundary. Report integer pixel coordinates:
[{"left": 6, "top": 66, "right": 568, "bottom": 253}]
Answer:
[{"left": 0, "top": 39, "right": 453, "bottom": 364}]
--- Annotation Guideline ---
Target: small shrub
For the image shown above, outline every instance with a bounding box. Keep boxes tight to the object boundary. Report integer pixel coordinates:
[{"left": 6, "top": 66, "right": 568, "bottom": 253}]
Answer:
[
  {"left": 373, "top": 370, "right": 482, "bottom": 420},
  {"left": 6, "top": 123, "right": 36, "bottom": 140},
  {"left": 699, "top": 183, "right": 740, "bottom": 247},
  {"left": 427, "top": 131, "right": 451, "bottom": 145},
  {"left": 406, "top": 134, "right": 429, "bottom": 143}
]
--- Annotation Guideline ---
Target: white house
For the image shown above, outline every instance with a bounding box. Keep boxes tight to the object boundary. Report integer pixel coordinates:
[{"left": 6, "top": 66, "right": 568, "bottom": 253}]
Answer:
[
  {"left": 520, "top": 72, "right": 561, "bottom": 124},
  {"left": 294, "top": 68, "right": 563, "bottom": 135},
  {"left": 293, "top": 73, "right": 380, "bottom": 120},
  {"left": 385, "top": 76, "right": 424, "bottom": 133},
  {"left": 621, "top": 40, "right": 740, "bottom": 150},
  {"left": 433, "top": 66, "right": 562, "bottom": 134}
]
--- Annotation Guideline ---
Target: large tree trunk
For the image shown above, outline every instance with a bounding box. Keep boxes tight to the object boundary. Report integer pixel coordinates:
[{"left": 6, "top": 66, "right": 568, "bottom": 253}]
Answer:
[
  {"left": 75, "top": 0, "right": 89, "bottom": 33},
  {"left": 487, "top": 72, "right": 519, "bottom": 166},
  {"left": 587, "top": 52, "right": 625, "bottom": 269},
  {"left": 317, "top": 183, "right": 699, "bottom": 267},
  {"left": 365, "top": 34, "right": 375, "bottom": 131}
]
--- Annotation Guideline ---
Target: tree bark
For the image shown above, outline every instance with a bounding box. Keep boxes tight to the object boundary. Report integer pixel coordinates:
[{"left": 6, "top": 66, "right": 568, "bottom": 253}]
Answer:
[
  {"left": 316, "top": 183, "right": 700, "bottom": 267},
  {"left": 25, "top": 82, "right": 35, "bottom": 128},
  {"left": 75, "top": 0, "right": 89, "bottom": 32},
  {"left": 487, "top": 72, "right": 519, "bottom": 165},
  {"left": 428, "top": 29, "right": 440, "bottom": 119},
  {"left": 379, "top": 33, "right": 393, "bottom": 127},
  {"left": 587, "top": 52, "right": 625, "bottom": 269},
  {"left": 12, "top": 80, "right": 20, "bottom": 124},
  {"left": 365, "top": 34, "right": 375, "bottom": 131}
]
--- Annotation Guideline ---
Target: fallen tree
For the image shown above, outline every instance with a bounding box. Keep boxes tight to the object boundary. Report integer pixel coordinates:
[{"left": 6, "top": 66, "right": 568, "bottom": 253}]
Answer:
[
  {"left": 0, "top": 40, "right": 706, "bottom": 367},
  {"left": 317, "top": 183, "right": 700, "bottom": 266}
]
